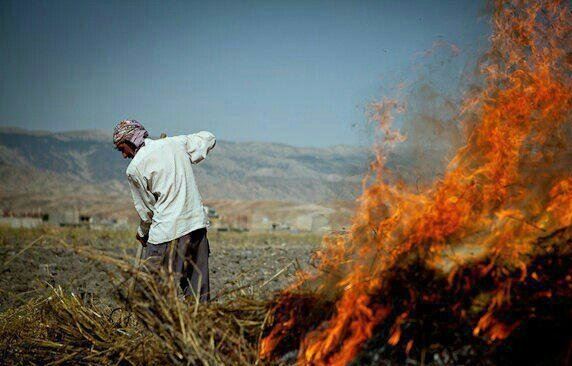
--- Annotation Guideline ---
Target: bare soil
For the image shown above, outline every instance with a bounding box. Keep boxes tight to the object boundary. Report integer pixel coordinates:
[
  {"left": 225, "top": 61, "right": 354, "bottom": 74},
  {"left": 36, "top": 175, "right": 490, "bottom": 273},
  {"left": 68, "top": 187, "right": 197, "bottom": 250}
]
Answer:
[{"left": 0, "top": 226, "right": 322, "bottom": 312}]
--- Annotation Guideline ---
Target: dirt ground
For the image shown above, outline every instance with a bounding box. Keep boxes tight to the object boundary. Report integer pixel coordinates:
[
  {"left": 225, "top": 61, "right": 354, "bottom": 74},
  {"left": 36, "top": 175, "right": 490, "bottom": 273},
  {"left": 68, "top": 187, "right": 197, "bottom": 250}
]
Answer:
[{"left": 0, "top": 226, "right": 322, "bottom": 312}]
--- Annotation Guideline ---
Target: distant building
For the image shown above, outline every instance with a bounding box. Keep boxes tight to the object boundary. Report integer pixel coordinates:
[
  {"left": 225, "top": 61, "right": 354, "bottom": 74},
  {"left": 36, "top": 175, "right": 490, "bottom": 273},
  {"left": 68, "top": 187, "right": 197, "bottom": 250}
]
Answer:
[
  {"left": 271, "top": 222, "right": 291, "bottom": 231},
  {"left": 44, "top": 210, "right": 130, "bottom": 230},
  {"left": 0, "top": 208, "right": 132, "bottom": 231},
  {"left": 249, "top": 212, "right": 332, "bottom": 233},
  {"left": 293, "top": 213, "right": 331, "bottom": 233},
  {"left": 211, "top": 214, "right": 249, "bottom": 232},
  {"left": 47, "top": 210, "right": 81, "bottom": 227},
  {"left": 0, "top": 210, "right": 45, "bottom": 228},
  {"left": 0, "top": 216, "right": 43, "bottom": 228},
  {"left": 90, "top": 217, "right": 129, "bottom": 230},
  {"left": 250, "top": 214, "right": 273, "bottom": 231}
]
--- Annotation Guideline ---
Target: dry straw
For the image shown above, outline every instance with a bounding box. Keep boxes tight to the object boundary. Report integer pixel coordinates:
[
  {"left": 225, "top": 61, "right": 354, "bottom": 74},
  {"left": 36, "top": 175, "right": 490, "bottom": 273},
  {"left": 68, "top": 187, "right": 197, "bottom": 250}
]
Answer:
[{"left": 0, "top": 242, "right": 271, "bottom": 365}]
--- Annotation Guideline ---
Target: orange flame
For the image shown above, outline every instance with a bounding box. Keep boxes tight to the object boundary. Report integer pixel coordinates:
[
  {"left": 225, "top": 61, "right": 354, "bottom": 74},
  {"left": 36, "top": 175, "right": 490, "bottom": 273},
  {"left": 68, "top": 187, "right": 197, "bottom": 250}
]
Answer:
[{"left": 262, "top": 1, "right": 572, "bottom": 364}]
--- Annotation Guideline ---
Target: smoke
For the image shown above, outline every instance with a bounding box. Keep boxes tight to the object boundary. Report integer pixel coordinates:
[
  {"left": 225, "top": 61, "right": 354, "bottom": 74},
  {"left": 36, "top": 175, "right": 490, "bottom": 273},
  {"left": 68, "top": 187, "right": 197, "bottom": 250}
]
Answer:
[{"left": 262, "top": 1, "right": 572, "bottom": 364}]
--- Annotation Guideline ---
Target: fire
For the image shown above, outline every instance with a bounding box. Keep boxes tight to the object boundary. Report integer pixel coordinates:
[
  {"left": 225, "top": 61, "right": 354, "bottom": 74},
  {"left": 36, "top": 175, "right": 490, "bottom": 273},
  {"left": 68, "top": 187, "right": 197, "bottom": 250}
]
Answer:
[{"left": 261, "top": 0, "right": 572, "bottom": 364}]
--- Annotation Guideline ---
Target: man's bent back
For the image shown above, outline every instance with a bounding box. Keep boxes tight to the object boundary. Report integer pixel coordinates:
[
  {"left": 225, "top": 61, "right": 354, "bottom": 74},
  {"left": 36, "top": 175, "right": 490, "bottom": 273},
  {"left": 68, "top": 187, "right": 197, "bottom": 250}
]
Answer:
[{"left": 114, "top": 120, "right": 215, "bottom": 302}]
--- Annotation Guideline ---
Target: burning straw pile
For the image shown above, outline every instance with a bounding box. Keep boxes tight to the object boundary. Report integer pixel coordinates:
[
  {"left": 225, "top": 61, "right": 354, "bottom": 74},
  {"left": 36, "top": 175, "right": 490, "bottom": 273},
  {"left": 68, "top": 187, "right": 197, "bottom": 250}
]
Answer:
[{"left": 261, "top": 1, "right": 572, "bottom": 365}]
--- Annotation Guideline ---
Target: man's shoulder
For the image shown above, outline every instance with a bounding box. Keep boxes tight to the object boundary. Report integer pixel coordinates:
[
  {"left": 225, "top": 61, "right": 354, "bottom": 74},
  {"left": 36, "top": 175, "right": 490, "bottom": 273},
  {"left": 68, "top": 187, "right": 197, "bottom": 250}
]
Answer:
[
  {"left": 126, "top": 138, "right": 178, "bottom": 177},
  {"left": 144, "top": 137, "right": 179, "bottom": 151},
  {"left": 164, "top": 135, "right": 187, "bottom": 146}
]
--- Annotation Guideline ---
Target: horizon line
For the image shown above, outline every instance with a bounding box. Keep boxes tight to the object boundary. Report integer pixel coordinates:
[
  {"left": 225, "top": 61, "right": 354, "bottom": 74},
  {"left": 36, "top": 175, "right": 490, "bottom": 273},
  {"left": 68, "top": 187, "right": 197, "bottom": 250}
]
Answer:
[{"left": 0, "top": 125, "right": 369, "bottom": 150}]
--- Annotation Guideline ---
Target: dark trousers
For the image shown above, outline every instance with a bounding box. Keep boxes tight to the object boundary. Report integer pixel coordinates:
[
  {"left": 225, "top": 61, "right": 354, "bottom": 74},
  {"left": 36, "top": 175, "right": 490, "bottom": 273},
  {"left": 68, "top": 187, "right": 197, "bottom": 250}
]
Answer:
[{"left": 142, "top": 228, "right": 210, "bottom": 302}]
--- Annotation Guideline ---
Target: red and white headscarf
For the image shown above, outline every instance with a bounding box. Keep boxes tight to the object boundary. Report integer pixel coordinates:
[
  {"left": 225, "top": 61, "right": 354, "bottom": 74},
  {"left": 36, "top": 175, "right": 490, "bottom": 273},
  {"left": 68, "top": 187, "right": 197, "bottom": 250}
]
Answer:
[{"left": 113, "top": 120, "right": 149, "bottom": 151}]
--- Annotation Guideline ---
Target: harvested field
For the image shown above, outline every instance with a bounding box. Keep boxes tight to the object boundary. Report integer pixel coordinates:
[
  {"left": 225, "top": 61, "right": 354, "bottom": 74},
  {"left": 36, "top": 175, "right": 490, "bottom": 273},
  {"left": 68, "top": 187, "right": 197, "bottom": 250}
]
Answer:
[
  {"left": 3, "top": 225, "right": 569, "bottom": 365},
  {"left": 0, "top": 226, "right": 321, "bottom": 311},
  {"left": 0, "top": 226, "right": 320, "bottom": 365}
]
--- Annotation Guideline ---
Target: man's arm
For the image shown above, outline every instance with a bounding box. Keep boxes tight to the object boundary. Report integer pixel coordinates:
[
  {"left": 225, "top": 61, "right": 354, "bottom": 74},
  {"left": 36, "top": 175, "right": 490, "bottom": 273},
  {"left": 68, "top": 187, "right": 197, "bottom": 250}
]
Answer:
[
  {"left": 179, "top": 131, "right": 216, "bottom": 164},
  {"left": 126, "top": 166, "right": 156, "bottom": 243}
]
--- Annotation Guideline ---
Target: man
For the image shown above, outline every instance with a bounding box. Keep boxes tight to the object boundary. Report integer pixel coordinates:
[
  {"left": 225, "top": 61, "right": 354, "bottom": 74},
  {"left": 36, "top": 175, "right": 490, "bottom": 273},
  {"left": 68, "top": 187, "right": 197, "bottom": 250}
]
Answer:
[{"left": 113, "top": 120, "right": 216, "bottom": 302}]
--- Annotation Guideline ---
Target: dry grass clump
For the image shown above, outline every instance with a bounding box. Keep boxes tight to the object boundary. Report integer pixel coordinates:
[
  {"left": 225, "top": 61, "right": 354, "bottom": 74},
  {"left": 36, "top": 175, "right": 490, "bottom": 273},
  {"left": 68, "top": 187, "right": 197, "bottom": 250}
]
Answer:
[
  {"left": 0, "top": 286, "right": 153, "bottom": 365},
  {"left": 0, "top": 244, "right": 271, "bottom": 365}
]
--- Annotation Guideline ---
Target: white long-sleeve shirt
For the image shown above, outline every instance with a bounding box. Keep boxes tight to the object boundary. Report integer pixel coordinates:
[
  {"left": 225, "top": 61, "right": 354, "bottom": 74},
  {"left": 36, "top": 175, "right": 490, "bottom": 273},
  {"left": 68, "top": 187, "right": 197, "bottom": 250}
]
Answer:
[{"left": 126, "top": 131, "right": 216, "bottom": 244}]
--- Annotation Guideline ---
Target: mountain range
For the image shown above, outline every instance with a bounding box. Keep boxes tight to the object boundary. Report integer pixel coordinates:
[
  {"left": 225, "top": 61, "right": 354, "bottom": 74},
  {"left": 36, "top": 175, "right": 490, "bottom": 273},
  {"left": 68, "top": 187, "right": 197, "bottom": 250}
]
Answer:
[
  {"left": 0, "top": 127, "right": 373, "bottom": 215},
  {"left": 0, "top": 126, "right": 456, "bottom": 222}
]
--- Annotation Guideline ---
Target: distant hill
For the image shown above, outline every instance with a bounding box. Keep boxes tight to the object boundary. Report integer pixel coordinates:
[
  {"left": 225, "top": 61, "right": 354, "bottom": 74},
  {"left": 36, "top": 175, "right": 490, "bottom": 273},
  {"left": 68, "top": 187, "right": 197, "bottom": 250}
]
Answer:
[{"left": 0, "top": 127, "right": 372, "bottom": 212}]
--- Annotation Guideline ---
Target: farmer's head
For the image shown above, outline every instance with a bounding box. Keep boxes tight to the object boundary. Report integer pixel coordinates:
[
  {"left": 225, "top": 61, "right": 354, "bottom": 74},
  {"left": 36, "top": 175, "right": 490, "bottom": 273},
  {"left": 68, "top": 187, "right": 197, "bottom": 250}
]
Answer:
[{"left": 113, "top": 120, "right": 149, "bottom": 159}]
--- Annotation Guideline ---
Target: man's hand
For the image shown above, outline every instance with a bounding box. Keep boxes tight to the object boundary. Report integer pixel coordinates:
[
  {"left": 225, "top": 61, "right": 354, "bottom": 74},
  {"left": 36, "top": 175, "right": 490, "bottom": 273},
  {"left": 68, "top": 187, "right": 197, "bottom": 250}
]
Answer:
[{"left": 136, "top": 233, "right": 148, "bottom": 247}]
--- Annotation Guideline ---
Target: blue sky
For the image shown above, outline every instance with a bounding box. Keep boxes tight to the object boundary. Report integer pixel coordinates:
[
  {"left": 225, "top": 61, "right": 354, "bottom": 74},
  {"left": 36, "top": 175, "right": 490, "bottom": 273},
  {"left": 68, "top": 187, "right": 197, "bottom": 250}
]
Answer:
[{"left": 0, "top": 0, "right": 489, "bottom": 147}]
